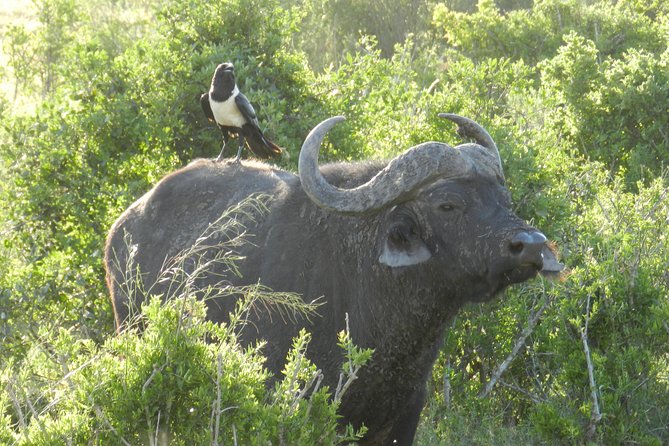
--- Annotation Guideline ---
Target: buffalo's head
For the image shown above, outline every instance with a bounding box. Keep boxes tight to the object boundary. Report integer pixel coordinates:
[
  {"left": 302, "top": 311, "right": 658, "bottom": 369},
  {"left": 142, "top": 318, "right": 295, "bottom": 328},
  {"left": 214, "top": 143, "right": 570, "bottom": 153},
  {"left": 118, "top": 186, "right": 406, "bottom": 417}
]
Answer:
[{"left": 298, "top": 115, "right": 563, "bottom": 303}]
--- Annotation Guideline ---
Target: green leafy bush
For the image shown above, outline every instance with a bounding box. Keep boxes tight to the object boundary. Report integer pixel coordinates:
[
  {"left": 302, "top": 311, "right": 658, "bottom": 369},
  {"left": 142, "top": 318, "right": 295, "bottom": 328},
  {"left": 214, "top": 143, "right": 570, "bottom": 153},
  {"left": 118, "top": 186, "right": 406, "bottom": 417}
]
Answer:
[
  {"left": 1, "top": 295, "right": 369, "bottom": 444},
  {"left": 433, "top": 0, "right": 666, "bottom": 65},
  {"left": 541, "top": 34, "right": 669, "bottom": 183}
]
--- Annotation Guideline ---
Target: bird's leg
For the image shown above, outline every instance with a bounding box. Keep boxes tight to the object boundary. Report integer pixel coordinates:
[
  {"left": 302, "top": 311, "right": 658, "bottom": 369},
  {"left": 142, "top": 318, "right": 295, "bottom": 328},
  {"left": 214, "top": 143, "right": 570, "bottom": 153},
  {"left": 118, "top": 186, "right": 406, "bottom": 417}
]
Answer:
[
  {"left": 216, "top": 132, "right": 229, "bottom": 162},
  {"left": 234, "top": 134, "right": 245, "bottom": 164}
]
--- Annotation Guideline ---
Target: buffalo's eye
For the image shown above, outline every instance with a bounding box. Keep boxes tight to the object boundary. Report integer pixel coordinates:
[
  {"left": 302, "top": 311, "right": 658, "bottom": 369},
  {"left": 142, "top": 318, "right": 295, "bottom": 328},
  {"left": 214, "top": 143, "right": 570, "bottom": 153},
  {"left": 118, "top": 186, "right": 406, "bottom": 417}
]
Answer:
[{"left": 439, "top": 203, "right": 456, "bottom": 212}]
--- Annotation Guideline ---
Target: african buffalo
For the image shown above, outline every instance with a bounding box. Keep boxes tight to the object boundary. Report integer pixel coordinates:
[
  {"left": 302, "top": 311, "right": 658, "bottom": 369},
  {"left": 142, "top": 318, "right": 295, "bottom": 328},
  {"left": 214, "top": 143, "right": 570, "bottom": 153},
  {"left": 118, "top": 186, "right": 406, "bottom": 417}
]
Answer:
[{"left": 105, "top": 114, "right": 562, "bottom": 445}]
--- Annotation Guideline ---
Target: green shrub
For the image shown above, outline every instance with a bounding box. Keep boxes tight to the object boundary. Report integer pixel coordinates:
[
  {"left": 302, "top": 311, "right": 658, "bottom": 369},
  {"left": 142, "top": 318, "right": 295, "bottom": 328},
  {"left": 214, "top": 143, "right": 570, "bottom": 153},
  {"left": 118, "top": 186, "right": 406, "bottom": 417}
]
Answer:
[
  {"left": 1, "top": 196, "right": 370, "bottom": 444},
  {"left": 433, "top": 0, "right": 666, "bottom": 65},
  {"left": 1, "top": 295, "right": 369, "bottom": 444}
]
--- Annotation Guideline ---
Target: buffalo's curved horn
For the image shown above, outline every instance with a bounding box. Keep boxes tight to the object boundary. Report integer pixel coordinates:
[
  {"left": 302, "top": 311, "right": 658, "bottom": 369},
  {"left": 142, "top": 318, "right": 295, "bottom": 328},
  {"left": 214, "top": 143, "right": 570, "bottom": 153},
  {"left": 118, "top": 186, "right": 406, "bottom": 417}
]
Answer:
[
  {"left": 299, "top": 116, "right": 471, "bottom": 214},
  {"left": 438, "top": 113, "right": 504, "bottom": 180}
]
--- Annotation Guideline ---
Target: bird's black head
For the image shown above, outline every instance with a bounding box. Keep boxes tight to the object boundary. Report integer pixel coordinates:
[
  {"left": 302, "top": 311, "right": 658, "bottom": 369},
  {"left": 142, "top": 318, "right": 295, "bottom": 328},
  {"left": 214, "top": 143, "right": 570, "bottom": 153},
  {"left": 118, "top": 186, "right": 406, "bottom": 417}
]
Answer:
[
  {"left": 217, "top": 62, "right": 234, "bottom": 73},
  {"left": 210, "top": 62, "right": 236, "bottom": 100}
]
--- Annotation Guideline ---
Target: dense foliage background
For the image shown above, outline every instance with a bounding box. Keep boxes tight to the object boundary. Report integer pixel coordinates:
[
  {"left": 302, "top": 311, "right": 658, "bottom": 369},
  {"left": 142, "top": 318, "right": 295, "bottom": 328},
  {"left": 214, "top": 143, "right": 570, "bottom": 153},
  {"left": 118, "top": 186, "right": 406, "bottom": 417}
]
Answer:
[{"left": 1, "top": 0, "right": 667, "bottom": 443}]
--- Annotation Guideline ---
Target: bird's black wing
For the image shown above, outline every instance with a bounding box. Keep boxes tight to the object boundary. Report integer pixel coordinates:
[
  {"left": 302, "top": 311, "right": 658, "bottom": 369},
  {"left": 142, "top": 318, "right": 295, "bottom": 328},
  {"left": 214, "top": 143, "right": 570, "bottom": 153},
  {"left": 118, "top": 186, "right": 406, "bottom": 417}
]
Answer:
[
  {"left": 200, "top": 93, "right": 215, "bottom": 122},
  {"left": 235, "top": 92, "right": 282, "bottom": 159},
  {"left": 234, "top": 92, "right": 260, "bottom": 127}
]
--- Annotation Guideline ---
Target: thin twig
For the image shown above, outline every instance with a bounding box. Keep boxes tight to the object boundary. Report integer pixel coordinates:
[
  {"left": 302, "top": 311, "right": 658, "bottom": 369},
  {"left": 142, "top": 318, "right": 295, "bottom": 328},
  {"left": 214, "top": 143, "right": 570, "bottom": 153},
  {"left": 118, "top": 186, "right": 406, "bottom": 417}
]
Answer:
[
  {"left": 92, "top": 403, "right": 133, "bottom": 446},
  {"left": 582, "top": 293, "right": 602, "bottom": 440},
  {"left": 212, "top": 353, "right": 223, "bottom": 446},
  {"left": 290, "top": 369, "right": 323, "bottom": 414},
  {"left": 443, "top": 358, "right": 452, "bottom": 410},
  {"left": 142, "top": 364, "right": 166, "bottom": 446},
  {"left": 481, "top": 290, "right": 551, "bottom": 398},
  {"left": 153, "top": 411, "right": 161, "bottom": 446},
  {"left": 426, "top": 78, "right": 440, "bottom": 95},
  {"left": 25, "top": 390, "right": 47, "bottom": 436},
  {"left": 6, "top": 379, "right": 26, "bottom": 429},
  {"left": 499, "top": 379, "right": 544, "bottom": 404},
  {"left": 304, "top": 372, "right": 324, "bottom": 420},
  {"left": 334, "top": 313, "right": 363, "bottom": 404},
  {"left": 142, "top": 364, "right": 165, "bottom": 395}
]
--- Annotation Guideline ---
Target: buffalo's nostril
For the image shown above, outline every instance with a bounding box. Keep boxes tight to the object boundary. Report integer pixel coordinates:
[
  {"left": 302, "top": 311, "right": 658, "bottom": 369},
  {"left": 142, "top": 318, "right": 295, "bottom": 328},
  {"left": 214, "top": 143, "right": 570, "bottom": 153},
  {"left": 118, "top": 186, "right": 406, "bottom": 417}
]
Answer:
[
  {"left": 509, "top": 231, "right": 547, "bottom": 258},
  {"left": 509, "top": 241, "right": 524, "bottom": 254}
]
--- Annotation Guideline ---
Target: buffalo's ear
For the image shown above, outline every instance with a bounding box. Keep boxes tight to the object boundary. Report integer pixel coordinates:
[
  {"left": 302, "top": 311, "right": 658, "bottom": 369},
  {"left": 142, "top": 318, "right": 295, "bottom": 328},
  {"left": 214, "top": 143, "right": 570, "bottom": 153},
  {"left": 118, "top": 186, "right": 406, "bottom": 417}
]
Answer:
[{"left": 379, "top": 215, "right": 432, "bottom": 267}]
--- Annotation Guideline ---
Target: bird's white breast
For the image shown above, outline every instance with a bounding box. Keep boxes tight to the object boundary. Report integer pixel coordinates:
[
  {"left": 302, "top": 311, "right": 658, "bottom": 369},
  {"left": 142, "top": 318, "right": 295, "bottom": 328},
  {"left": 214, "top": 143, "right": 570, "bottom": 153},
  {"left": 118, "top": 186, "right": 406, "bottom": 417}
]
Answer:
[{"left": 210, "top": 86, "right": 246, "bottom": 128}]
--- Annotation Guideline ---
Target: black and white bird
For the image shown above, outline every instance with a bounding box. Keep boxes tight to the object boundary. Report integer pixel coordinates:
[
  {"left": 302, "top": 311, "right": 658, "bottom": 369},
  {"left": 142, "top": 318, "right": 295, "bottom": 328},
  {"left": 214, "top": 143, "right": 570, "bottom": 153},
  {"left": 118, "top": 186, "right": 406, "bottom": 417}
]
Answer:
[{"left": 201, "top": 62, "right": 282, "bottom": 162}]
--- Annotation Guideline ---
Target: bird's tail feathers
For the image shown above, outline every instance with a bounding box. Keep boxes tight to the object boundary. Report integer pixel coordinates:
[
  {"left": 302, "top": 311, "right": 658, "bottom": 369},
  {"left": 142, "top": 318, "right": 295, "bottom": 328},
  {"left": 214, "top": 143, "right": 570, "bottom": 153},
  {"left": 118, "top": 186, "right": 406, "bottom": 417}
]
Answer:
[
  {"left": 243, "top": 124, "right": 283, "bottom": 159},
  {"left": 261, "top": 135, "right": 283, "bottom": 156}
]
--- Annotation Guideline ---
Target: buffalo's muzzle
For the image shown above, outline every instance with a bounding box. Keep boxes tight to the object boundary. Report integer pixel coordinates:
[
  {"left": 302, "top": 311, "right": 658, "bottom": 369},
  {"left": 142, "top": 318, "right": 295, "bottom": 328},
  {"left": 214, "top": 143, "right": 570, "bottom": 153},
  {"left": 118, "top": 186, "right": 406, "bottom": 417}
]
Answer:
[{"left": 509, "top": 231, "right": 547, "bottom": 269}]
